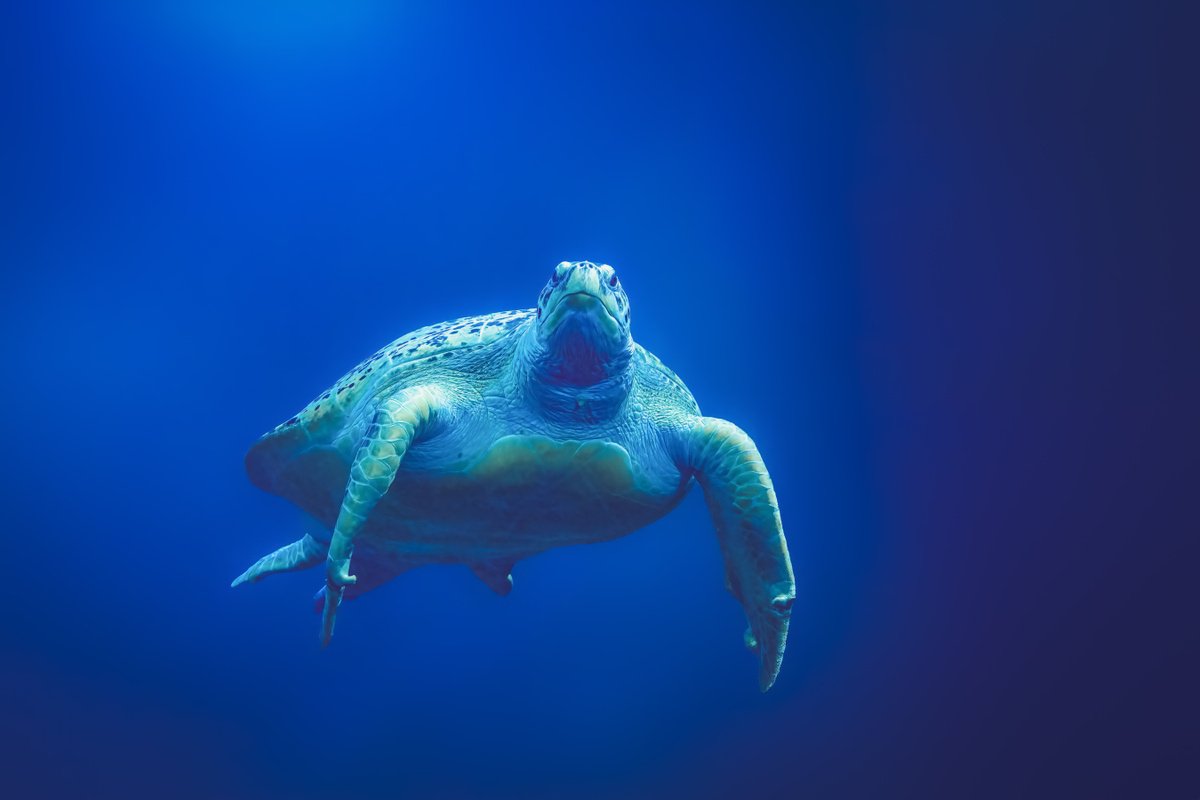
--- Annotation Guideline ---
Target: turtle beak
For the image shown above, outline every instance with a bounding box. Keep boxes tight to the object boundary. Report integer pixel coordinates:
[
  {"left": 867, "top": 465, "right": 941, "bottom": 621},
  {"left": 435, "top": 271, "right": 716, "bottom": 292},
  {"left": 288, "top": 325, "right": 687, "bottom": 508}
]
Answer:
[{"left": 541, "top": 265, "right": 623, "bottom": 336}]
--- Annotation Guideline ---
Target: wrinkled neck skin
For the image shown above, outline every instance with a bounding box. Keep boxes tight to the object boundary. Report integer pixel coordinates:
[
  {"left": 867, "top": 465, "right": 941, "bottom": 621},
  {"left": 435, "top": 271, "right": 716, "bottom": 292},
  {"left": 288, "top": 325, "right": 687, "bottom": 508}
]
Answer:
[{"left": 518, "top": 320, "right": 634, "bottom": 424}]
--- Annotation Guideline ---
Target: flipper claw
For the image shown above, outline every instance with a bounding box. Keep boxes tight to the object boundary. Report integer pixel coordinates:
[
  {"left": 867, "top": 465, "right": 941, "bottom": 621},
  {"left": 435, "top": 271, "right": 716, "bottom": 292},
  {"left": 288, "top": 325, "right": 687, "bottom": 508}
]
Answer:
[{"left": 328, "top": 557, "right": 357, "bottom": 586}]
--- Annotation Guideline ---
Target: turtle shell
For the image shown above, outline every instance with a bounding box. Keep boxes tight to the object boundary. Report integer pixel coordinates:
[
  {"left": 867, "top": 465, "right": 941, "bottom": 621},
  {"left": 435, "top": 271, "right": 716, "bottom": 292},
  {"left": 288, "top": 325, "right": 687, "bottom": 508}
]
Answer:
[{"left": 245, "top": 309, "right": 533, "bottom": 499}]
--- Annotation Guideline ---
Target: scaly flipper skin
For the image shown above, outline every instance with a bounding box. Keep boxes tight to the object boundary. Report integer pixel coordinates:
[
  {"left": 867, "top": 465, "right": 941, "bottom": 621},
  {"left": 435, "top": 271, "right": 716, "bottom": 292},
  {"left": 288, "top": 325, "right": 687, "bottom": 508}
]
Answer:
[
  {"left": 322, "top": 385, "right": 446, "bottom": 646},
  {"left": 231, "top": 533, "right": 327, "bottom": 587},
  {"left": 681, "top": 417, "right": 795, "bottom": 691}
]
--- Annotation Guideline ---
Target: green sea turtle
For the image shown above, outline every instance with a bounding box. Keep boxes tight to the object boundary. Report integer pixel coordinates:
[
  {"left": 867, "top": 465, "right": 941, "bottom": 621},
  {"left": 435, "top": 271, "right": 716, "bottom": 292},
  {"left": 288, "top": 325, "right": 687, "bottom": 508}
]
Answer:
[{"left": 235, "top": 261, "right": 795, "bottom": 690}]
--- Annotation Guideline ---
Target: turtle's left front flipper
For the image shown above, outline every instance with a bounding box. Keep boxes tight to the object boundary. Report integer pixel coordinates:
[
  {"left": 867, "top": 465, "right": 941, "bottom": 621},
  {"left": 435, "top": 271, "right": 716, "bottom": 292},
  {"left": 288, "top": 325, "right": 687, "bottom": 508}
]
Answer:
[
  {"left": 680, "top": 417, "right": 795, "bottom": 691},
  {"left": 322, "top": 385, "right": 447, "bottom": 646}
]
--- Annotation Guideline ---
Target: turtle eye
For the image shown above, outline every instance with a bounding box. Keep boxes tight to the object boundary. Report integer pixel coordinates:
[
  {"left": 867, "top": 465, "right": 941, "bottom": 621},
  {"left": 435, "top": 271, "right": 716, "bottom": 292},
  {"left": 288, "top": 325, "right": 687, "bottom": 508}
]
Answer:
[{"left": 608, "top": 273, "right": 619, "bottom": 288}]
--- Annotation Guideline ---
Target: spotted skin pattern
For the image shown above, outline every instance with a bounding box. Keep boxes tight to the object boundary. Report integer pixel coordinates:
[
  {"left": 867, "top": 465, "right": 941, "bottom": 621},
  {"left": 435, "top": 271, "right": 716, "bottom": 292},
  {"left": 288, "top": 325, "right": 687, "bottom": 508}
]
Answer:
[{"left": 236, "top": 261, "right": 795, "bottom": 691}]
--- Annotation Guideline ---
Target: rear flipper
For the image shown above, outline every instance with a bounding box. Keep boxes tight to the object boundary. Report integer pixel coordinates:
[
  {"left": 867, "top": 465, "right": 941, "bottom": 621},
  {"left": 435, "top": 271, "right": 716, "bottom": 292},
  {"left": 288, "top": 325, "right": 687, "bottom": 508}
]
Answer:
[
  {"left": 469, "top": 559, "right": 515, "bottom": 596},
  {"left": 231, "top": 534, "right": 327, "bottom": 587}
]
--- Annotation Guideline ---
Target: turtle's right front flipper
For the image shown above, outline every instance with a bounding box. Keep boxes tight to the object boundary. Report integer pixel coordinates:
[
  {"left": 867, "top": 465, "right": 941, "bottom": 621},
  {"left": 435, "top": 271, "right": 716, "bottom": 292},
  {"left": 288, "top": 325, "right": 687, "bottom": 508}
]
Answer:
[{"left": 321, "top": 385, "right": 447, "bottom": 646}]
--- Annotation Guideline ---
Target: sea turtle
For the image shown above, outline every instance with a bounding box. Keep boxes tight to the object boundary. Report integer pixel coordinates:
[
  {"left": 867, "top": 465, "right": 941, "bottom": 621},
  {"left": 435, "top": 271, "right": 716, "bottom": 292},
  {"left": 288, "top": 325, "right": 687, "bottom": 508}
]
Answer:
[{"left": 235, "top": 260, "right": 796, "bottom": 690}]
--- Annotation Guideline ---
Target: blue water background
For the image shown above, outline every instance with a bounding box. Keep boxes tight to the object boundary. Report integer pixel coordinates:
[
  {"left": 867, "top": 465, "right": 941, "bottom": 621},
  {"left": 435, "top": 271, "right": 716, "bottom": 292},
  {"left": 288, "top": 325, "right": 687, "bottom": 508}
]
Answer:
[{"left": 1, "top": 3, "right": 1191, "bottom": 798}]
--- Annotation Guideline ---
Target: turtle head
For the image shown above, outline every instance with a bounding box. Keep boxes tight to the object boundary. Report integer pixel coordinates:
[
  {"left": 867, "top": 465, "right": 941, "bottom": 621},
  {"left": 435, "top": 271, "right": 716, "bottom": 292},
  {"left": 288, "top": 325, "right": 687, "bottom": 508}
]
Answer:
[{"left": 532, "top": 261, "right": 632, "bottom": 386}]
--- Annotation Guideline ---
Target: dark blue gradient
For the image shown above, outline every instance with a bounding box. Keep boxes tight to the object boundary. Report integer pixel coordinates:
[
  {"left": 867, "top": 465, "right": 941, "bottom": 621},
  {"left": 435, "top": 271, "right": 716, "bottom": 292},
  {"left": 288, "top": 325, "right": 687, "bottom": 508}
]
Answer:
[{"left": 1, "top": 3, "right": 1191, "bottom": 798}]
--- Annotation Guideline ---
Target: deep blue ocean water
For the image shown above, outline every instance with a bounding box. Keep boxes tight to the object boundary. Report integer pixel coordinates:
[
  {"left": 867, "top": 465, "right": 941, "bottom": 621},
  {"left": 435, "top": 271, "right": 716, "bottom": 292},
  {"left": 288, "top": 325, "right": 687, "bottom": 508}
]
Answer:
[{"left": 1, "top": 3, "right": 1191, "bottom": 798}]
